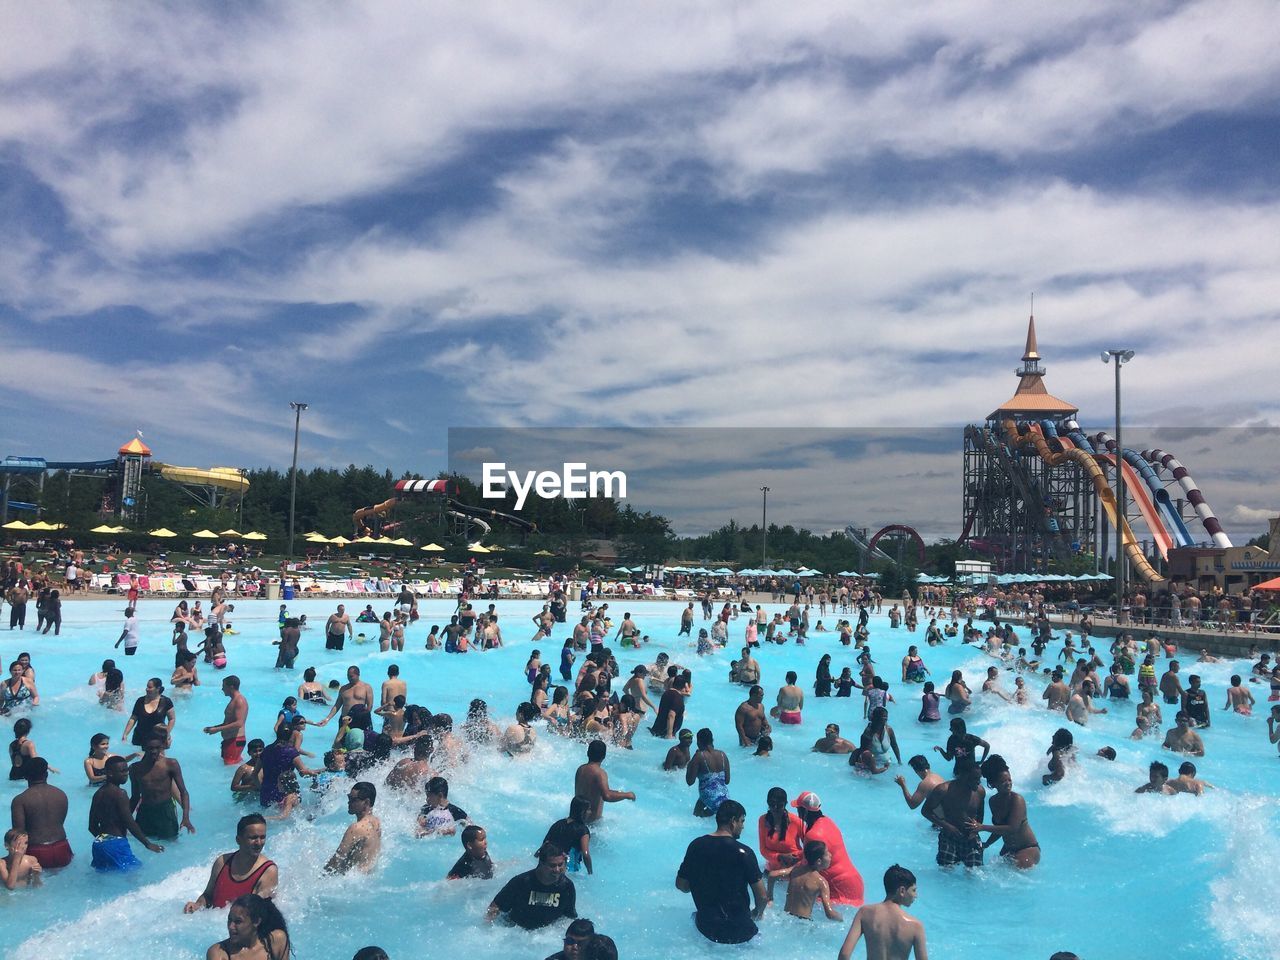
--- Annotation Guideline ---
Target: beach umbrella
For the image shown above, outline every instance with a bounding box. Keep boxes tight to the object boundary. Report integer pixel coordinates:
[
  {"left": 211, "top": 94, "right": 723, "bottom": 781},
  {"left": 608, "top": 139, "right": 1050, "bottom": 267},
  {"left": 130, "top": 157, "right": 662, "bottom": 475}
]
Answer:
[
  {"left": 148, "top": 528, "right": 178, "bottom": 538},
  {"left": 329, "top": 536, "right": 351, "bottom": 547},
  {"left": 218, "top": 529, "right": 243, "bottom": 538},
  {"left": 533, "top": 549, "right": 554, "bottom": 557},
  {"left": 305, "top": 534, "right": 330, "bottom": 543},
  {"left": 1251, "top": 576, "right": 1280, "bottom": 592},
  {"left": 714, "top": 567, "right": 735, "bottom": 575},
  {"left": 1, "top": 520, "right": 31, "bottom": 530},
  {"left": 353, "top": 536, "right": 379, "bottom": 544},
  {"left": 615, "top": 566, "right": 631, "bottom": 573},
  {"left": 303, "top": 530, "right": 325, "bottom": 538},
  {"left": 192, "top": 529, "right": 218, "bottom": 539},
  {"left": 27, "top": 520, "right": 64, "bottom": 531},
  {"left": 468, "top": 544, "right": 491, "bottom": 554},
  {"left": 775, "top": 569, "right": 796, "bottom": 577},
  {"left": 421, "top": 543, "right": 446, "bottom": 552},
  {"left": 89, "top": 524, "right": 118, "bottom": 534},
  {"left": 388, "top": 537, "right": 414, "bottom": 547},
  {"left": 243, "top": 531, "right": 268, "bottom": 541}
]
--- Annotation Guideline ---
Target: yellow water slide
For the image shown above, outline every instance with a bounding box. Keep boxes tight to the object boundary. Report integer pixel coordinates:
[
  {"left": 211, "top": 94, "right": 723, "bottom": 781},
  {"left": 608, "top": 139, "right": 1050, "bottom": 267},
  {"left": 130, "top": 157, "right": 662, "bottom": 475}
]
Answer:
[
  {"left": 1000, "top": 420, "right": 1164, "bottom": 584},
  {"left": 154, "top": 464, "right": 250, "bottom": 494},
  {"left": 353, "top": 498, "right": 398, "bottom": 535}
]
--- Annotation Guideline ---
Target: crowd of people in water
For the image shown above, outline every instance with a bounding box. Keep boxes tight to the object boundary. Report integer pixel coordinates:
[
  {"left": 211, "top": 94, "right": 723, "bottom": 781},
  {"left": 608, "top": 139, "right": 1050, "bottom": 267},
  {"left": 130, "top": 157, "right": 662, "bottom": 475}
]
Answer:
[{"left": 2, "top": 563, "right": 1275, "bottom": 959}]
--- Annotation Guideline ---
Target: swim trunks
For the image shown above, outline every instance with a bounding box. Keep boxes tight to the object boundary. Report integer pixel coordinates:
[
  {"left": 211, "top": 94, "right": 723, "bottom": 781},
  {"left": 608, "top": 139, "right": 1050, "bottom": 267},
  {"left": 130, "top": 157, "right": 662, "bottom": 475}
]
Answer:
[
  {"left": 92, "top": 836, "right": 141, "bottom": 872},
  {"left": 936, "top": 830, "right": 984, "bottom": 868},
  {"left": 326, "top": 632, "right": 346, "bottom": 651},
  {"left": 221, "top": 737, "right": 247, "bottom": 765},
  {"left": 28, "top": 838, "right": 73, "bottom": 869},
  {"left": 136, "top": 798, "right": 179, "bottom": 839},
  {"left": 779, "top": 710, "right": 802, "bottom": 725}
]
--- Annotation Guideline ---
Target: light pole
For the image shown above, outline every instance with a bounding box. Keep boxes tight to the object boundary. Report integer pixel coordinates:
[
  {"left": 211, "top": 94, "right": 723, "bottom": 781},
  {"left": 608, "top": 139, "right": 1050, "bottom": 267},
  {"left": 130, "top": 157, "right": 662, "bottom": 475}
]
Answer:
[
  {"left": 287, "top": 402, "right": 308, "bottom": 563},
  {"left": 1101, "top": 350, "right": 1134, "bottom": 623},
  {"left": 760, "top": 486, "right": 770, "bottom": 568}
]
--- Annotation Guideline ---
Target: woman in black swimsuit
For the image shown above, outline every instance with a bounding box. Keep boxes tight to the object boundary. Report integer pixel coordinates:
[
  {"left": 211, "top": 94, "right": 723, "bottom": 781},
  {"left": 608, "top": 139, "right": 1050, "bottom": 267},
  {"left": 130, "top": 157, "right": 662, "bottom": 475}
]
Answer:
[{"left": 122, "top": 678, "right": 175, "bottom": 748}]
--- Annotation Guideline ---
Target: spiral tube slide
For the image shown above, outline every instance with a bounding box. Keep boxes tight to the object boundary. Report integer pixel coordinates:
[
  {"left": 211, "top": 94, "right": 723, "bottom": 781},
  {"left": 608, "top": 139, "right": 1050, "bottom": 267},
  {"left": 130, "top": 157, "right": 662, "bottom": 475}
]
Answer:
[
  {"left": 1139, "top": 449, "right": 1232, "bottom": 548},
  {"left": 1090, "top": 432, "right": 1187, "bottom": 552},
  {"left": 1003, "top": 420, "right": 1165, "bottom": 583}
]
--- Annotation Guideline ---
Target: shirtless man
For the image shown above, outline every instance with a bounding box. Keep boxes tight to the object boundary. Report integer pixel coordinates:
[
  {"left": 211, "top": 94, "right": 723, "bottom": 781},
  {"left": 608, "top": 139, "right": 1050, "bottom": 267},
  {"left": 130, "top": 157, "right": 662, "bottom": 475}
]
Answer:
[
  {"left": 1041, "top": 669, "right": 1070, "bottom": 711},
  {"left": 663, "top": 729, "right": 694, "bottom": 770},
  {"left": 611, "top": 612, "right": 639, "bottom": 647},
  {"left": 893, "top": 755, "right": 943, "bottom": 811},
  {"left": 981, "top": 666, "right": 1013, "bottom": 703},
  {"left": 737, "top": 648, "right": 761, "bottom": 686},
  {"left": 1162, "top": 713, "right": 1205, "bottom": 756},
  {"left": 969, "top": 756, "right": 1039, "bottom": 869},
  {"left": 783, "top": 839, "right": 842, "bottom": 922},
  {"left": 813, "top": 723, "right": 856, "bottom": 754},
  {"left": 922, "top": 762, "right": 985, "bottom": 868},
  {"left": 203, "top": 675, "right": 248, "bottom": 765},
  {"left": 1066, "top": 681, "right": 1107, "bottom": 727},
  {"left": 572, "top": 739, "right": 636, "bottom": 823},
  {"left": 381, "top": 665, "right": 406, "bottom": 709},
  {"left": 1224, "top": 675, "right": 1254, "bottom": 715},
  {"left": 129, "top": 737, "right": 194, "bottom": 839},
  {"left": 325, "top": 781, "right": 381, "bottom": 874},
  {"left": 770, "top": 672, "right": 804, "bottom": 725},
  {"left": 735, "top": 686, "right": 771, "bottom": 746},
  {"left": 320, "top": 666, "right": 375, "bottom": 725},
  {"left": 1135, "top": 760, "right": 1175, "bottom": 794},
  {"left": 1158, "top": 661, "right": 1184, "bottom": 705},
  {"left": 10, "top": 758, "right": 73, "bottom": 869},
  {"left": 275, "top": 618, "right": 301, "bottom": 669},
  {"left": 621, "top": 667, "right": 655, "bottom": 716},
  {"left": 837, "top": 863, "right": 928, "bottom": 960},
  {"left": 88, "top": 756, "right": 162, "bottom": 869},
  {"left": 1169, "top": 761, "right": 1213, "bottom": 796},
  {"left": 325, "top": 604, "right": 353, "bottom": 651}
]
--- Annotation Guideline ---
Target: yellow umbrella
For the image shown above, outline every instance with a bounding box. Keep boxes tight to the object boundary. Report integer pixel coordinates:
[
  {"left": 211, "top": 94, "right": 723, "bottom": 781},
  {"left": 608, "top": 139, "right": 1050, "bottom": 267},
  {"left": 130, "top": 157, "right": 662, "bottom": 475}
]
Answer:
[
  {"left": 26, "top": 520, "right": 59, "bottom": 531},
  {"left": 468, "top": 544, "right": 491, "bottom": 554},
  {"left": 218, "top": 529, "right": 243, "bottom": 538},
  {"left": 243, "top": 531, "right": 268, "bottom": 541},
  {"left": 303, "top": 531, "right": 324, "bottom": 537},
  {"left": 89, "top": 524, "right": 118, "bottom": 534},
  {"left": 534, "top": 549, "right": 554, "bottom": 556},
  {"left": 1, "top": 520, "right": 31, "bottom": 530},
  {"left": 388, "top": 537, "right": 414, "bottom": 547},
  {"left": 191, "top": 529, "right": 218, "bottom": 539},
  {"left": 304, "top": 534, "right": 331, "bottom": 543},
  {"left": 148, "top": 528, "right": 178, "bottom": 538},
  {"left": 352, "top": 535, "right": 378, "bottom": 544},
  {"left": 421, "top": 543, "right": 445, "bottom": 552},
  {"left": 329, "top": 536, "right": 351, "bottom": 547}
]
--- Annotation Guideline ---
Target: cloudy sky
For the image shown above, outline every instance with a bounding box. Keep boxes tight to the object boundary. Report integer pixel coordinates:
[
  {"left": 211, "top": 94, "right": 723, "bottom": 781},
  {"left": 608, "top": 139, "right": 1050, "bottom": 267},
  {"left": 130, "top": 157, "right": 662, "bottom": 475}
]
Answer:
[{"left": 2, "top": 2, "right": 1278, "bottom": 538}]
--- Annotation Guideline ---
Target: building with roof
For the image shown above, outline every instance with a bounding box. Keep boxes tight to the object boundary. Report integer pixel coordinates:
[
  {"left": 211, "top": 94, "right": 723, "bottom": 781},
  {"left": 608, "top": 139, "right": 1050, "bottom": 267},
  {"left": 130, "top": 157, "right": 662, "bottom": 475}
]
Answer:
[{"left": 961, "top": 316, "right": 1098, "bottom": 574}]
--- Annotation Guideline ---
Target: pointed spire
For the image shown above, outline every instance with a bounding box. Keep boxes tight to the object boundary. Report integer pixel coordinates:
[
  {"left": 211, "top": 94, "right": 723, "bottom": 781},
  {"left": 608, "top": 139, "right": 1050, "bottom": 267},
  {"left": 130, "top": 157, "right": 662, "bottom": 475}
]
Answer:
[{"left": 1022, "top": 312, "right": 1040, "bottom": 362}]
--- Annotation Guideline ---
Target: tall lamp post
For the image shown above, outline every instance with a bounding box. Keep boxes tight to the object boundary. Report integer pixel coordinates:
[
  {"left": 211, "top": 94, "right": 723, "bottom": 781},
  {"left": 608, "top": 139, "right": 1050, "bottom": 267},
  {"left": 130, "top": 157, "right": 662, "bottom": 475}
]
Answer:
[
  {"left": 1101, "top": 350, "right": 1134, "bottom": 623},
  {"left": 760, "top": 486, "right": 770, "bottom": 569},
  {"left": 287, "top": 401, "right": 308, "bottom": 563}
]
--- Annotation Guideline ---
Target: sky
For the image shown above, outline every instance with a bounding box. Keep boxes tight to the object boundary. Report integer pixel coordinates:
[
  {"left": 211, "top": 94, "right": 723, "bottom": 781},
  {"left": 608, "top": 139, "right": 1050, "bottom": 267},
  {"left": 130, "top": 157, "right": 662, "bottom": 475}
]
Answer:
[{"left": 2, "top": 2, "right": 1278, "bottom": 539}]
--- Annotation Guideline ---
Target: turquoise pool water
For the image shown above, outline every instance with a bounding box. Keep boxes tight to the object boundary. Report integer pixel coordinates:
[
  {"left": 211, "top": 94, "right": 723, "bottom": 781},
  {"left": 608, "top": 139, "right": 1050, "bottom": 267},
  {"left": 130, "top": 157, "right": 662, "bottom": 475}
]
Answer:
[{"left": 3, "top": 598, "right": 1276, "bottom": 959}]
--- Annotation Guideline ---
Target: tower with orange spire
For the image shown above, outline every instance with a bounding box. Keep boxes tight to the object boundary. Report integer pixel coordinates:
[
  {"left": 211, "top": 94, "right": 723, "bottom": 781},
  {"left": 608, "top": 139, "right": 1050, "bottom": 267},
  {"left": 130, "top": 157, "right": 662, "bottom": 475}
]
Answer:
[{"left": 117, "top": 434, "right": 152, "bottom": 523}]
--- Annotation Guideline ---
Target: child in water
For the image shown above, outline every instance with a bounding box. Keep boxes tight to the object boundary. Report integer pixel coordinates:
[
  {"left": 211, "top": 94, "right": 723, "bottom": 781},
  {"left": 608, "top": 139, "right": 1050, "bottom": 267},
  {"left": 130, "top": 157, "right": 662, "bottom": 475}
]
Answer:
[{"left": 782, "top": 840, "right": 842, "bottom": 921}]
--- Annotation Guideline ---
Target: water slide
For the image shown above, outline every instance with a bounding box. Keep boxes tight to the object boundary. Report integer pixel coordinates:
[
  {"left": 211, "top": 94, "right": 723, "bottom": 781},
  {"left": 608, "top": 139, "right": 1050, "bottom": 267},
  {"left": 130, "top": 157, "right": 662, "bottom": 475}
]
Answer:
[
  {"left": 153, "top": 463, "right": 249, "bottom": 494},
  {"left": 1002, "top": 420, "right": 1165, "bottom": 584},
  {"left": 1140, "top": 449, "right": 1232, "bottom": 548},
  {"left": 351, "top": 478, "right": 537, "bottom": 539},
  {"left": 844, "top": 524, "right": 895, "bottom": 564},
  {"left": 353, "top": 498, "right": 398, "bottom": 535},
  {"left": 1089, "top": 431, "right": 1192, "bottom": 548}
]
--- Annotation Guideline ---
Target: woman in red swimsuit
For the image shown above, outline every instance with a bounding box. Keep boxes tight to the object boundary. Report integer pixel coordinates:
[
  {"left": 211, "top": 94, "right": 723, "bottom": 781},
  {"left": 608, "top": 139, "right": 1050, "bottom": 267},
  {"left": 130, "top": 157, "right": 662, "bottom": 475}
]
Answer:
[{"left": 184, "top": 814, "right": 278, "bottom": 912}]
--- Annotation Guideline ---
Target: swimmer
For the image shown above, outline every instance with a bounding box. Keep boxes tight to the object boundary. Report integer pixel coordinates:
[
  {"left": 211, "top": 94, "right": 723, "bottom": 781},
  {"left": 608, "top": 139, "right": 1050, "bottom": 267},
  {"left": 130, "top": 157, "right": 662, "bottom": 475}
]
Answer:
[
  {"left": 735, "top": 686, "right": 772, "bottom": 746},
  {"left": 1042, "top": 668, "right": 1070, "bottom": 711},
  {"left": 769, "top": 672, "right": 804, "bottom": 725},
  {"left": 184, "top": 814, "right": 277, "bottom": 911},
  {"left": 1225, "top": 675, "right": 1255, "bottom": 715},
  {"left": 969, "top": 755, "right": 1039, "bottom": 869},
  {"left": 686, "top": 728, "right": 731, "bottom": 817},
  {"left": 129, "top": 736, "right": 195, "bottom": 839},
  {"left": 663, "top": 729, "right": 694, "bottom": 770},
  {"left": 1135, "top": 760, "right": 1175, "bottom": 794},
  {"left": 325, "top": 781, "right": 381, "bottom": 874},
  {"left": 89, "top": 756, "right": 163, "bottom": 869},
  {"left": 447, "top": 824, "right": 494, "bottom": 880},
  {"left": 1066, "top": 680, "right": 1107, "bottom": 727},
  {"left": 753, "top": 736, "right": 773, "bottom": 758},
  {"left": 836, "top": 864, "right": 927, "bottom": 960},
  {"left": 1, "top": 829, "right": 41, "bottom": 888},
  {"left": 893, "top": 755, "right": 943, "bottom": 811},
  {"left": 1163, "top": 713, "right": 1205, "bottom": 756},
  {"left": 1042, "top": 728, "right": 1075, "bottom": 785},
  {"left": 203, "top": 676, "right": 249, "bottom": 766},
  {"left": 782, "top": 839, "right": 842, "bottom": 921},
  {"left": 573, "top": 739, "right": 636, "bottom": 823},
  {"left": 1269, "top": 705, "right": 1280, "bottom": 754},
  {"left": 1169, "top": 761, "right": 1214, "bottom": 796},
  {"left": 981, "top": 666, "right": 1013, "bottom": 703},
  {"left": 230, "top": 740, "right": 265, "bottom": 798},
  {"left": 813, "top": 723, "right": 856, "bottom": 754}
]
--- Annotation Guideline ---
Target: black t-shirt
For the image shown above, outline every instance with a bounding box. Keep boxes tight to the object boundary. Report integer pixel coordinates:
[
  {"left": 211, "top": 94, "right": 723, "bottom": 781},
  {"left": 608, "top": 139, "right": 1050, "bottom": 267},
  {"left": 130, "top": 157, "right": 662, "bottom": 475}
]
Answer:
[
  {"left": 651, "top": 688, "right": 685, "bottom": 735},
  {"left": 447, "top": 851, "right": 494, "bottom": 879},
  {"left": 677, "top": 834, "right": 762, "bottom": 943},
  {"left": 491, "top": 868, "right": 577, "bottom": 929},
  {"left": 945, "top": 732, "right": 981, "bottom": 772},
  {"left": 1185, "top": 688, "right": 1209, "bottom": 721},
  {"left": 543, "top": 817, "right": 589, "bottom": 856}
]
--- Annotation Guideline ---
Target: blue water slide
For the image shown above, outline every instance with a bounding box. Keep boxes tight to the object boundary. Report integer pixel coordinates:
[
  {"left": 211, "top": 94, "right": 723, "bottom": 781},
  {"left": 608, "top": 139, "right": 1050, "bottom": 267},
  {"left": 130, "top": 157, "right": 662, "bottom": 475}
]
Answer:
[{"left": 1122, "top": 449, "right": 1194, "bottom": 547}]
